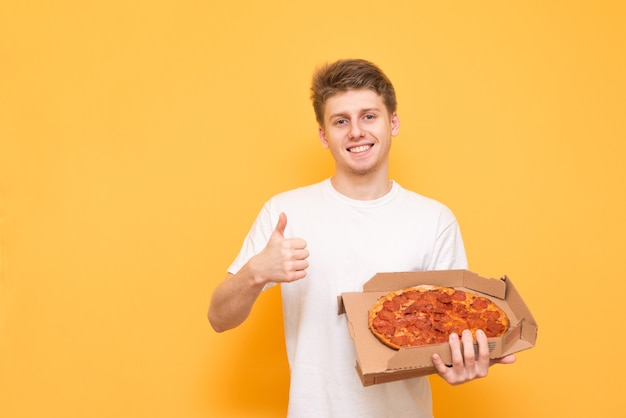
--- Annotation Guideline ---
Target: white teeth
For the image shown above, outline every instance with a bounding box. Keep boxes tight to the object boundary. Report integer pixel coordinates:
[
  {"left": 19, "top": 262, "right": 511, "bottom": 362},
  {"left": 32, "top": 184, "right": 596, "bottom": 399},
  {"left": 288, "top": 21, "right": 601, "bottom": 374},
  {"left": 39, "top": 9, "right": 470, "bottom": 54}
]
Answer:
[{"left": 349, "top": 145, "right": 371, "bottom": 153}]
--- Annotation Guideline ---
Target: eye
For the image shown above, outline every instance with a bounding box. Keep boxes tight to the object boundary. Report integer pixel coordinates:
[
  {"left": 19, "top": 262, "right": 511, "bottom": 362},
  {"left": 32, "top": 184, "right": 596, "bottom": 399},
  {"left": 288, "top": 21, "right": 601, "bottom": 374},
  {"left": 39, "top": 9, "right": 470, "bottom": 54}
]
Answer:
[
  {"left": 335, "top": 119, "right": 348, "bottom": 126},
  {"left": 364, "top": 114, "right": 376, "bottom": 121}
]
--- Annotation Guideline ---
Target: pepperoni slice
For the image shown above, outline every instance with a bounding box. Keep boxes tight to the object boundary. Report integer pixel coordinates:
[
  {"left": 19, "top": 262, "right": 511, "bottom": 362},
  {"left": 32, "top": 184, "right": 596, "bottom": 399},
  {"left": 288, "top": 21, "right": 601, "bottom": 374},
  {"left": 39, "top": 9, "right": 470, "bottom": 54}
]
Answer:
[
  {"left": 451, "top": 290, "right": 466, "bottom": 301},
  {"left": 390, "top": 335, "right": 410, "bottom": 347},
  {"left": 485, "top": 322, "right": 505, "bottom": 336},
  {"left": 403, "top": 291, "right": 421, "bottom": 300},
  {"left": 483, "top": 310, "right": 501, "bottom": 320},
  {"left": 383, "top": 299, "right": 400, "bottom": 311},
  {"left": 392, "top": 295, "right": 408, "bottom": 305},
  {"left": 372, "top": 318, "right": 395, "bottom": 336},
  {"left": 437, "top": 293, "right": 452, "bottom": 304},
  {"left": 404, "top": 302, "right": 421, "bottom": 314},
  {"left": 377, "top": 309, "right": 395, "bottom": 322},
  {"left": 471, "top": 297, "right": 489, "bottom": 310}
]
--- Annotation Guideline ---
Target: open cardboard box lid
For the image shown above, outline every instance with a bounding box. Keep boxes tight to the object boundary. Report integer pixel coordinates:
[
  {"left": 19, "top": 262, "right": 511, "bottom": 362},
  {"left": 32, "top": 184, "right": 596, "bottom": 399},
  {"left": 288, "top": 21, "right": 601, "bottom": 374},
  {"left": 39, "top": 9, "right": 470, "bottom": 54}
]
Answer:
[{"left": 338, "top": 269, "right": 538, "bottom": 386}]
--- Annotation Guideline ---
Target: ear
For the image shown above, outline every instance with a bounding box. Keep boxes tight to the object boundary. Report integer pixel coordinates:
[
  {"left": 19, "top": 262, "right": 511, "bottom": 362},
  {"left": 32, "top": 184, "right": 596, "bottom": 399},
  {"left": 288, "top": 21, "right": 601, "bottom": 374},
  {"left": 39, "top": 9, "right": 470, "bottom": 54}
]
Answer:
[
  {"left": 318, "top": 126, "right": 330, "bottom": 149},
  {"left": 391, "top": 112, "right": 400, "bottom": 137}
]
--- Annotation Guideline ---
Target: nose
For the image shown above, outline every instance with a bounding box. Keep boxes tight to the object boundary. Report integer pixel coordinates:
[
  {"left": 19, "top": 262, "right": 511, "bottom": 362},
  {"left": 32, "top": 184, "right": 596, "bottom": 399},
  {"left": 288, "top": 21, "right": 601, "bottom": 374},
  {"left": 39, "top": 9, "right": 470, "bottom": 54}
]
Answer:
[{"left": 349, "top": 121, "right": 364, "bottom": 139}]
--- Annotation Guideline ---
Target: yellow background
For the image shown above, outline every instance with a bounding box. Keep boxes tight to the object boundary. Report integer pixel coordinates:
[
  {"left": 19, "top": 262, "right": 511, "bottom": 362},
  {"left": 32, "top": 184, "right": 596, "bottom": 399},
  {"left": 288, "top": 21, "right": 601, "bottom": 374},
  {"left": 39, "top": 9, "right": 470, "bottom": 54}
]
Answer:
[{"left": 1, "top": 1, "right": 624, "bottom": 417}]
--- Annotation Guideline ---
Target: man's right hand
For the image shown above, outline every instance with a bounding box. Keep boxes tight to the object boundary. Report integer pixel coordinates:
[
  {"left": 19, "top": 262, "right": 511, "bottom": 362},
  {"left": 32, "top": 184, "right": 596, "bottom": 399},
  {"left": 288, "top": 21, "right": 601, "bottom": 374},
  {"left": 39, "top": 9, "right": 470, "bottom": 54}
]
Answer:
[
  {"left": 208, "top": 212, "right": 309, "bottom": 332},
  {"left": 251, "top": 212, "right": 309, "bottom": 285}
]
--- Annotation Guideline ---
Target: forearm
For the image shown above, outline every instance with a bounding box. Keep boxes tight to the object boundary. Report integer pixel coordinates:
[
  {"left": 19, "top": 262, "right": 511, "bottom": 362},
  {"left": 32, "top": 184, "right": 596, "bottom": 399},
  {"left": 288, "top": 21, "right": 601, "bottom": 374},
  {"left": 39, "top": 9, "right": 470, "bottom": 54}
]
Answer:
[
  {"left": 208, "top": 263, "right": 266, "bottom": 333},
  {"left": 209, "top": 212, "right": 308, "bottom": 332}
]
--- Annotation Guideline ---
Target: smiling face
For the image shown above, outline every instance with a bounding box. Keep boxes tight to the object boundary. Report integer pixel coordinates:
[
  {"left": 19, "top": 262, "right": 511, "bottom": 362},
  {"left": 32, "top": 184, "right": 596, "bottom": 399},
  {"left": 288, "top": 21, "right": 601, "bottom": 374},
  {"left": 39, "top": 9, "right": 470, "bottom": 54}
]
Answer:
[{"left": 318, "top": 88, "right": 400, "bottom": 182}]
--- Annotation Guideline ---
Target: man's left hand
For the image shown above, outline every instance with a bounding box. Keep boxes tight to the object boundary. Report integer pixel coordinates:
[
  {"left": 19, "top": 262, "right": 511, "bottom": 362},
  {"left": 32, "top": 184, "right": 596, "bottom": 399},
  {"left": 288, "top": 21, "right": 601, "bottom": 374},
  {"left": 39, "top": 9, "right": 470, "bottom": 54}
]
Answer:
[{"left": 432, "top": 329, "right": 516, "bottom": 385}]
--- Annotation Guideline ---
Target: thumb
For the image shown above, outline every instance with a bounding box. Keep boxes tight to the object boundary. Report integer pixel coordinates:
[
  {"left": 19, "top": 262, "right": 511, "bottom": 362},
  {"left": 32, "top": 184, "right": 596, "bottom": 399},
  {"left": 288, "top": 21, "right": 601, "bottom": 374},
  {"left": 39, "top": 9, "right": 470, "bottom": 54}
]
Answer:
[{"left": 273, "top": 212, "right": 287, "bottom": 238}]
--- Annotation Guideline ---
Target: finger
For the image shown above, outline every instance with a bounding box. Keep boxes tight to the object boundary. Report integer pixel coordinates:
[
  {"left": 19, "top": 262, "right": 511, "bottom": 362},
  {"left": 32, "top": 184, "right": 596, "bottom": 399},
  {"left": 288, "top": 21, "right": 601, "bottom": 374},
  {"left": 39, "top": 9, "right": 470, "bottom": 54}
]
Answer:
[
  {"left": 274, "top": 212, "right": 287, "bottom": 238},
  {"left": 431, "top": 353, "right": 450, "bottom": 376},
  {"left": 286, "top": 268, "right": 307, "bottom": 281},
  {"left": 475, "top": 329, "right": 490, "bottom": 365},
  {"left": 291, "top": 258, "right": 309, "bottom": 272},
  {"left": 292, "top": 247, "right": 309, "bottom": 261},
  {"left": 287, "top": 238, "right": 308, "bottom": 251},
  {"left": 490, "top": 354, "right": 517, "bottom": 366},
  {"left": 461, "top": 330, "right": 476, "bottom": 369},
  {"left": 448, "top": 332, "right": 464, "bottom": 368}
]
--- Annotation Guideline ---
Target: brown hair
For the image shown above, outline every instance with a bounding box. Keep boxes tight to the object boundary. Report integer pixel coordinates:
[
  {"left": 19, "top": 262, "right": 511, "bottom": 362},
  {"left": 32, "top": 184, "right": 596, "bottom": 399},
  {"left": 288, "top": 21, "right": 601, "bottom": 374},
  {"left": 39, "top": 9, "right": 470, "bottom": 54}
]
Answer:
[{"left": 310, "top": 59, "right": 397, "bottom": 126}]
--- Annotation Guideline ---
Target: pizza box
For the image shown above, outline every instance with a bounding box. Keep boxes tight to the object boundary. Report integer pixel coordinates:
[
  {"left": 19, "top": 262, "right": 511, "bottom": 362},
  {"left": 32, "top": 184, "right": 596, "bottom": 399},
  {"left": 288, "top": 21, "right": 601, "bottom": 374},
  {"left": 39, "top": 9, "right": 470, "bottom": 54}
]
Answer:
[{"left": 337, "top": 269, "right": 538, "bottom": 386}]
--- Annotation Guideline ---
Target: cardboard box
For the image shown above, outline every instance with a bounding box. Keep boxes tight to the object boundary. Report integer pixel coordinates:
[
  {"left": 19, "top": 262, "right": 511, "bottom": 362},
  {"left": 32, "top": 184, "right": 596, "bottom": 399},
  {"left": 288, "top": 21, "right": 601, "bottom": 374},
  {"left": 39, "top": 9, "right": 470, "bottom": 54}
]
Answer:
[{"left": 338, "top": 269, "right": 538, "bottom": 386}]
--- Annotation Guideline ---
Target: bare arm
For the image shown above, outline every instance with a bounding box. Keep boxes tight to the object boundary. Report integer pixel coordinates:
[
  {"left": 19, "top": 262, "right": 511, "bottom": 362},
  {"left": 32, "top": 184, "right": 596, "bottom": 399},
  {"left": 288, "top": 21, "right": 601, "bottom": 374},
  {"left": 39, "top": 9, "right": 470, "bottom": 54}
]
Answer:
[
  {"left": 208, "top": 269, "right": 265, "bottom": 333},
  {"left": 208, "top": 212, "right": 309, "bottom": 332}
]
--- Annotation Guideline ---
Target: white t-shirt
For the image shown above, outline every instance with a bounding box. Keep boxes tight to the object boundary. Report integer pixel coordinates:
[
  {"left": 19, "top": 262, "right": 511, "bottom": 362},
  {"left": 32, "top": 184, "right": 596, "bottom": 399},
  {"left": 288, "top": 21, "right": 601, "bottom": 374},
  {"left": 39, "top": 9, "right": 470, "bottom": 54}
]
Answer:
[{"left": 229, "top": 178, "right": 468, "bottom": 418}]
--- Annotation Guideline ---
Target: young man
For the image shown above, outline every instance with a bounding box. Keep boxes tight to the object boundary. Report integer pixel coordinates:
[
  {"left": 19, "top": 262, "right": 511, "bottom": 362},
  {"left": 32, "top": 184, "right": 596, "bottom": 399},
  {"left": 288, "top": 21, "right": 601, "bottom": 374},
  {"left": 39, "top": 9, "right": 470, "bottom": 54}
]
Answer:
[{"left": 209, "top": 59, "right": 515, "bottom": 417}]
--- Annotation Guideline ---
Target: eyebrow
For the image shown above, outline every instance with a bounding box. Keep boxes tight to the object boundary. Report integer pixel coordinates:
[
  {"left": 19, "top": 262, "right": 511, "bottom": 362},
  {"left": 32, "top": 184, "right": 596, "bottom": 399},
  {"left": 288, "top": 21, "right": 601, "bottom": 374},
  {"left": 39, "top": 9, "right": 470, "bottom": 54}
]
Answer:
[{"left": 328, "top": 107, "right": 381, "bottom": 119}]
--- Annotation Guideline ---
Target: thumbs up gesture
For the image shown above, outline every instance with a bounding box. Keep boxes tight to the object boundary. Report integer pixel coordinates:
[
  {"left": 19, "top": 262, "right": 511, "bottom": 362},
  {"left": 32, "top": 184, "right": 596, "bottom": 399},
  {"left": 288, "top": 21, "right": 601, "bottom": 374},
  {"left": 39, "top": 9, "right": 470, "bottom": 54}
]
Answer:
[{"left": 253, "top": 212, "right": 309, "bottom": 284}]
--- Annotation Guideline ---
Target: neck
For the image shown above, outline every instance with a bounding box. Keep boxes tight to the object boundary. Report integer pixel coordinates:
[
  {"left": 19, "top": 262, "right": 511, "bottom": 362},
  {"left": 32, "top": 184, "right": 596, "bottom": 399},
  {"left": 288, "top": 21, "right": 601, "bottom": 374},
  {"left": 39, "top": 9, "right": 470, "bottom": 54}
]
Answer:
[{"left": 330, "top": 173, "right": 392, "bottom": 200}]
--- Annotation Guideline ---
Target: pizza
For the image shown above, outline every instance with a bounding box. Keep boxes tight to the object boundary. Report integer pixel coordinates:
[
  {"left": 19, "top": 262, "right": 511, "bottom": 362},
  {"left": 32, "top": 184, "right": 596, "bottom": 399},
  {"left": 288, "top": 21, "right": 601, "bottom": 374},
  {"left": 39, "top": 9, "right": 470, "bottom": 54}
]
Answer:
[{"left": 368, "top": 285, "right": 509, "bottom": 350}]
